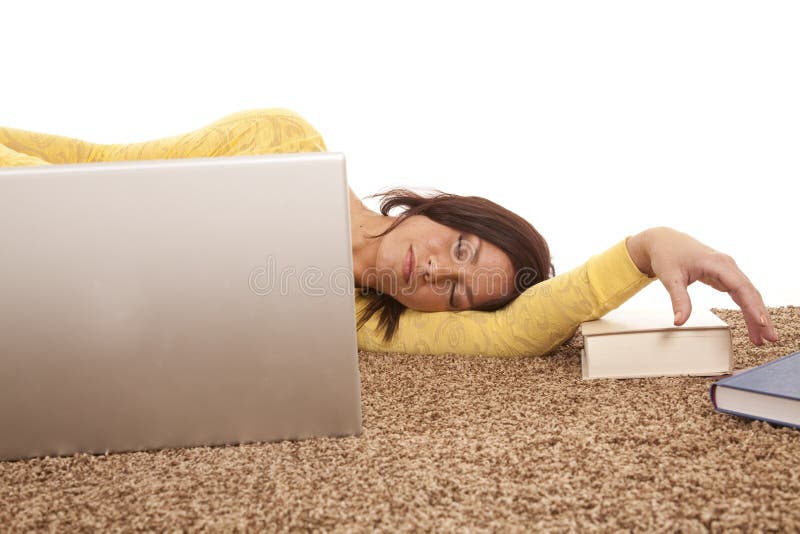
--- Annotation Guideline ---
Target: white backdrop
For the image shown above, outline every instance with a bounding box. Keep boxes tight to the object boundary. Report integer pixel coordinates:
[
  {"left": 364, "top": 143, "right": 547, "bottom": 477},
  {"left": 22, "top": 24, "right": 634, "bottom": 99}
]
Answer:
[{"left": 4, "top": 1, "right": 798, "bottom": 313}]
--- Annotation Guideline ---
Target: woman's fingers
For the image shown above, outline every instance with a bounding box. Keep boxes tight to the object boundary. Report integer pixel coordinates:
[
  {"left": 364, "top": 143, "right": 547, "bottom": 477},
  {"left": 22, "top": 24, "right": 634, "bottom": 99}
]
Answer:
[
  {"left": 728, "top": 286, "right": 776, "bottom": 345},
  {"left": 659, "top": 272, "right": 693, "bottom": 326},
  {"left": 641, "top": 227, "right": 778, "bottom": 347},
  {"left": 702, "top": 263, "right": 778, "bottom": 345}
]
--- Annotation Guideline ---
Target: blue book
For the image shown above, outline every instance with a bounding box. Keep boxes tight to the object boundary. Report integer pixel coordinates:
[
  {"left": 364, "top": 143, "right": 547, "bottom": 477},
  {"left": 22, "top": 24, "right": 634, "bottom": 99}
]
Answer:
[{"left": 709, "top": 351, "right": 800, "bottom": 429}]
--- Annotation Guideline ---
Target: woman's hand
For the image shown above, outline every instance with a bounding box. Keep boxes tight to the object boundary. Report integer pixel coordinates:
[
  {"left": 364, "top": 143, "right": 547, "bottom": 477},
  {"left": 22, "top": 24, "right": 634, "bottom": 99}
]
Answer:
[{"left": 626, "top": 227, "right": 779, "bottom": 346}]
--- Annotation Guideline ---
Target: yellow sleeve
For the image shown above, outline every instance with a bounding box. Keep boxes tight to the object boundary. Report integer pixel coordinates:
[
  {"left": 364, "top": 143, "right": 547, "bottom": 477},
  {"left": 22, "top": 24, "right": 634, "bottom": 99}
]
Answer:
[{"left": 356, "top": 238, "right": 655, "bottom": 357}]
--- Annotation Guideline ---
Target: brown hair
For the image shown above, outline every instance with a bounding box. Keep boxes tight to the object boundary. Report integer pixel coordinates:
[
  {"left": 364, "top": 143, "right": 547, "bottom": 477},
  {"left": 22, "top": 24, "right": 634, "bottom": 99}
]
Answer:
[{"left": 356, "top": 188, "right": 555, "bottom": 342}]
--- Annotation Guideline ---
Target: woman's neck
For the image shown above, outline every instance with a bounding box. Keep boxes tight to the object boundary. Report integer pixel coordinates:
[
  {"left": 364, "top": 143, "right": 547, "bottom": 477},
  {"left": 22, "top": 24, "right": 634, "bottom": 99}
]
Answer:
[{"left": 349, "top": 191, "right": 394, "bottom": 287}]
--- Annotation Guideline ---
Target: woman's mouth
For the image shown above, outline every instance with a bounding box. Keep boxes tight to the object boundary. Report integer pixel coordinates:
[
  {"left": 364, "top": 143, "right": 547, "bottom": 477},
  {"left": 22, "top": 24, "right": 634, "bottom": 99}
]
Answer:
[{"left": 403, "top": 246, "right": 414, "bottom": 284}]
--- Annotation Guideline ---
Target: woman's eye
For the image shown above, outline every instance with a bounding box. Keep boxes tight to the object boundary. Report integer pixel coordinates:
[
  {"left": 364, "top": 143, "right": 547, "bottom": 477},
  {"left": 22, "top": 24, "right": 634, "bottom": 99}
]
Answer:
[{"left": 456, "top": 236, "right": 465, "bottom": 260}]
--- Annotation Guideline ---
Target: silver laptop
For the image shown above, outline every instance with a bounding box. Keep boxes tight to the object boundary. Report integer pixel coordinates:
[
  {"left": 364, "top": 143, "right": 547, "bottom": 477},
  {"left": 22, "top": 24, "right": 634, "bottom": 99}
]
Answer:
[{"left": 0, "top": 153, "right": 362, "bottom": 461}]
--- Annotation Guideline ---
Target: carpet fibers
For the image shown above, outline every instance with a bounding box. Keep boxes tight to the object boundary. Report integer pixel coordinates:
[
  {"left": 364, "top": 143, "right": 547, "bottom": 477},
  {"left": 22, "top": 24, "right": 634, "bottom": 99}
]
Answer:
[{"left": 2, "top": 307, "right": 799, "bottom": 532}]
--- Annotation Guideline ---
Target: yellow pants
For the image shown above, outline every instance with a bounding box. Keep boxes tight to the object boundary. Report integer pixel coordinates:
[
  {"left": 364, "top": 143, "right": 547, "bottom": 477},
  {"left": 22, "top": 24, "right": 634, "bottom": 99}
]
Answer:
[{"left": 0, "top": 108, "right": 326, "bottom": 167}]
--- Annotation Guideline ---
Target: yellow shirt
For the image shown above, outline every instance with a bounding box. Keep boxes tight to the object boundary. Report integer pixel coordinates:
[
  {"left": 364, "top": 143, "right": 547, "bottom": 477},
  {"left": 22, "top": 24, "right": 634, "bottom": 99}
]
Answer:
[{"left": 1, "top": 108, "right": 654, "bottom": 358}]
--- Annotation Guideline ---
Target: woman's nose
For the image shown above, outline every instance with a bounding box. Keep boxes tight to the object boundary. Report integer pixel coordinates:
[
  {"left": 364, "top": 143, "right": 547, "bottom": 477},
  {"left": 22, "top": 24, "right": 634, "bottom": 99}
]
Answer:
[{"left": 426, "top": 259, "right": 458, "bottom": 281}]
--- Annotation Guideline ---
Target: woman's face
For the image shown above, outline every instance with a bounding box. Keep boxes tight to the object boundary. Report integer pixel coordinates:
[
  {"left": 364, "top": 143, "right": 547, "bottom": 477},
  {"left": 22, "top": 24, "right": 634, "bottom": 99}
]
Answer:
[{"left": 370, "top": 215, "right": 515, "bottom": 312}]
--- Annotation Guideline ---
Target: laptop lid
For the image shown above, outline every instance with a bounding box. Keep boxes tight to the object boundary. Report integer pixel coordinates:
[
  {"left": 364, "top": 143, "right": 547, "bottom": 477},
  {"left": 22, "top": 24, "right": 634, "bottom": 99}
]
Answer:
[{"left": 0, "top": 153, "right": 362, "bottom": 461}]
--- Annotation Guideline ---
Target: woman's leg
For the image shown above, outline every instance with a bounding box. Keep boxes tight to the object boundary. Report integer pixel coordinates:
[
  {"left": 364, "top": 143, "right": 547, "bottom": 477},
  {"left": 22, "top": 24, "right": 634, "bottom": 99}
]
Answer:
[
  {"left": 0, "top": 143, "right": 52, "bottom": 167},
  {"left": 92, "top": 108, "right": 327, "bottom": 162},
  {"left": 0, "top": 126, "right": 96, "bottom": 165},
  {"left": 1, "top": 108, "right": 326, "bottom": 167}
]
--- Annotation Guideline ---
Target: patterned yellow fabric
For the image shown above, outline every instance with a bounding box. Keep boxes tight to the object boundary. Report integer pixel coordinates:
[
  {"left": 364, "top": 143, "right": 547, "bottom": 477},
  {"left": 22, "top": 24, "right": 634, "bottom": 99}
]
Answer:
[
  {"left": 0, "top": 108, "right": 327, "bottom": 165},
  {"left": 0, "top": 142, "right": 52, "bottom": 166},
  {"left": 1, "top": 108, "right": 654, "bottom": 358}
]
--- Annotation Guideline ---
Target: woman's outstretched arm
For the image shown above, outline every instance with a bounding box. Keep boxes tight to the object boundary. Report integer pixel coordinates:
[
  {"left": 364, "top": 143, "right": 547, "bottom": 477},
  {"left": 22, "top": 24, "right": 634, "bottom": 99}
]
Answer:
[{"left": 356, "top": 227, "right": 778, "bottom": 357}]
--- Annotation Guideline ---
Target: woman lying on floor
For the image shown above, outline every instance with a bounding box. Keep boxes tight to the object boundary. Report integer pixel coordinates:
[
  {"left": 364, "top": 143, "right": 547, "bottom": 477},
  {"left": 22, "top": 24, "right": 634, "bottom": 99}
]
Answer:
[{"left": 0, "top": 109, "right": 779, "bottom": 357}]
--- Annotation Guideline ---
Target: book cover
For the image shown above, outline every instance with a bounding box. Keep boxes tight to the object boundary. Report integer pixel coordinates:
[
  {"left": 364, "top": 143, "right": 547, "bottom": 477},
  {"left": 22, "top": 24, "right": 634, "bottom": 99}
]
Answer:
[{"left": 709, "top": 351, "right": 800, "bottom": 429}]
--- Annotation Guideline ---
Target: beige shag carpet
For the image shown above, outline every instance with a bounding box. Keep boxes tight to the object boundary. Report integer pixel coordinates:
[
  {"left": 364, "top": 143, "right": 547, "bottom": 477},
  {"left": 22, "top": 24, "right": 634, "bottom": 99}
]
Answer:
[{"left": 1, "top": 307, "right": 799, "bottom": 532}]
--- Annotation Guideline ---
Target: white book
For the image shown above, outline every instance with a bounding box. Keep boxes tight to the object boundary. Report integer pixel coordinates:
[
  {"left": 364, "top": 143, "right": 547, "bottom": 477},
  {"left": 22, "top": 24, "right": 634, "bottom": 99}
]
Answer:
[{"left": 580, "top": 308, "right": 732, "bottom": 380}]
